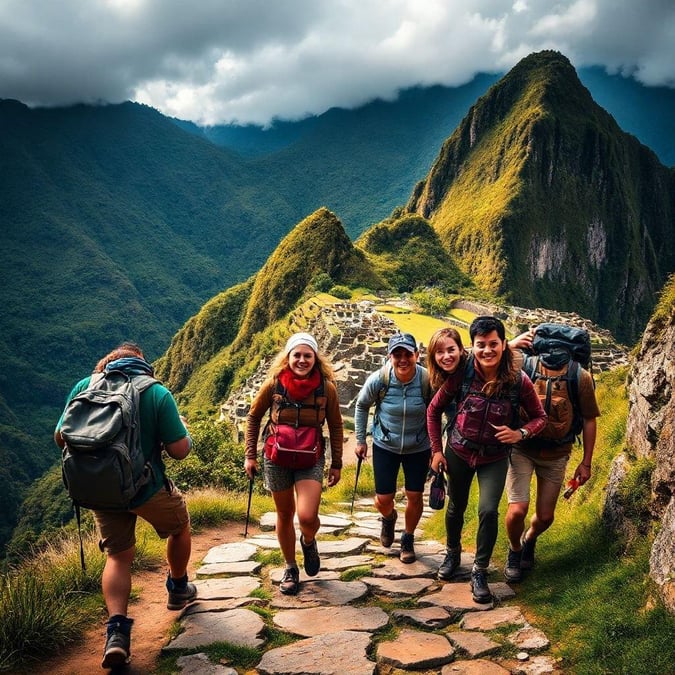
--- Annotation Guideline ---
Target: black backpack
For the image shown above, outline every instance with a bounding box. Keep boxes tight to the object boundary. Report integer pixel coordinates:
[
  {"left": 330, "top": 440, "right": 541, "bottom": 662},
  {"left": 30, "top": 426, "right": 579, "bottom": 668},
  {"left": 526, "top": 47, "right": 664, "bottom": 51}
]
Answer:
[
  {"left": 531, "top": 323, "right": 592, "bottom": 371},
  {"left": 60, "top": 369, "right": 158, "bottom": 511},
  {"left": 521, "top": 323, "right": 592, "bottom": 448}
]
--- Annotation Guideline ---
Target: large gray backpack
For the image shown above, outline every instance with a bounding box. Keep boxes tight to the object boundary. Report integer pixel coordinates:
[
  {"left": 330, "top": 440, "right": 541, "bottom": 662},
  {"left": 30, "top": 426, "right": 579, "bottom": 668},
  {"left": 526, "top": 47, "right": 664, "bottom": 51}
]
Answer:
[{"left": 60, "top": 369, "right": 157, "bottom": 512}]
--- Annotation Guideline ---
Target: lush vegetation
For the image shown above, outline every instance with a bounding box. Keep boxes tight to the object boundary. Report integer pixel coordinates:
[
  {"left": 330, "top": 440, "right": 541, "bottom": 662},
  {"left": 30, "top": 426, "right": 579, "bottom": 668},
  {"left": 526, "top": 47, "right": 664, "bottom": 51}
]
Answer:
[
  {"left": 425, "top": 366, "right": 675, "bottom": 674},
  {"left": 407, "top": 51, "right": 675, "bottom": 345},
  {"left": 2, "top": 49, "right": 675, "bottom": 603},
  {"left": 3, "top": 367, "right": 674, "bottom": 673}
]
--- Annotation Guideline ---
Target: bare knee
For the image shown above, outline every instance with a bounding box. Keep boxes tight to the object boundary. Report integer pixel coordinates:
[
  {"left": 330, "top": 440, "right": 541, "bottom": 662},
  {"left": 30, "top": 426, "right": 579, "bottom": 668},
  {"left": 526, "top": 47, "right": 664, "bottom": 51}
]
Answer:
[{"left": 507, "top": 502, "right": 529, "bottom": 521}]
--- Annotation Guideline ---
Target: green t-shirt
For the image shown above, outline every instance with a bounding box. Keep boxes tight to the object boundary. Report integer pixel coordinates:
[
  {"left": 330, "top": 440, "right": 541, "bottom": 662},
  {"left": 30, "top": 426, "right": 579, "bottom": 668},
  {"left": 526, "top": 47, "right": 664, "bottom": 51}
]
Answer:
[{"left": 56, "top": 375, "right": 187, "bottom": 507}]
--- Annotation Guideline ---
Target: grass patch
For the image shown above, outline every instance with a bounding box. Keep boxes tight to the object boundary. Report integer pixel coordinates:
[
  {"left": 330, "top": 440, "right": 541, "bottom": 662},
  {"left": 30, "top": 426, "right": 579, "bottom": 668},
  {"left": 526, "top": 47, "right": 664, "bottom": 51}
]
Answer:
[
  {"left": 486, "top": 368, "right": 675, "bottom": 674},
  {"left": 340, "top": 565, "right": 373, "bottom": 581}
]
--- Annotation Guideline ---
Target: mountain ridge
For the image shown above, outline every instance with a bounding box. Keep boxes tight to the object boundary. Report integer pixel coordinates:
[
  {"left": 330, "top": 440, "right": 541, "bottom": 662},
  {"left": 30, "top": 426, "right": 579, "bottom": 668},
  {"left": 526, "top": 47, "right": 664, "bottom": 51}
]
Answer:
[{"left": 2, "top": 50, "right": 674, "bottom": 557}]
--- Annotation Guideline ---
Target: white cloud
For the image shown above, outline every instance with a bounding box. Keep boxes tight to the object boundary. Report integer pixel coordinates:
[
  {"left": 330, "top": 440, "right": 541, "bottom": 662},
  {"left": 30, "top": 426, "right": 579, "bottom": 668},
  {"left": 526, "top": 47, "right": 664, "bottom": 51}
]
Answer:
[{"left": 0, "top": 0, "right": 673, "bottom": 125}]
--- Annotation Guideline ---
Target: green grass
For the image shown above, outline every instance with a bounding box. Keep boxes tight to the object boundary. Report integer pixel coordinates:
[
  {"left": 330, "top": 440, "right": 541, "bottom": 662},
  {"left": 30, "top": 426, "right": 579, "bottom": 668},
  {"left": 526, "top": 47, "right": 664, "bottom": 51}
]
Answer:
[{"left": 3, "top": 370, "right": 674, "bottom": 674}]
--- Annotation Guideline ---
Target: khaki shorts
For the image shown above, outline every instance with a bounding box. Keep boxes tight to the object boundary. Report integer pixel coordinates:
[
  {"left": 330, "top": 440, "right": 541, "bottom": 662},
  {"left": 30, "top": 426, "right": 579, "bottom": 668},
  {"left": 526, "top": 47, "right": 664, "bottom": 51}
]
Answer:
[
  {"left": 94, "top": 480, "right": 190, "bottom": 555},
  {"left": 506, "top": 449, "right": 570, "bottom": 503}
]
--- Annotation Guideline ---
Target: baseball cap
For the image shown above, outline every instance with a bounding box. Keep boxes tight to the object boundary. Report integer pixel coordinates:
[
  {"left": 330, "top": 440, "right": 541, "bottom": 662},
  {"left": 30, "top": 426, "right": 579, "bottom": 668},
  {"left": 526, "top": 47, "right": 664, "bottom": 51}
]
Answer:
[{"left": 387, "top": 332, "right": 418, "bottom": 354}]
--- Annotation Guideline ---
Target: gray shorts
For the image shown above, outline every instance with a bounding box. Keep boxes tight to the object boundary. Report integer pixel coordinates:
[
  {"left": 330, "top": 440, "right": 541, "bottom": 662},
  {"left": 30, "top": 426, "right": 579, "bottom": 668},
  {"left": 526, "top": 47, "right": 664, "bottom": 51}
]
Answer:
[
  {"left": 264, "top": 453, "right": 326, "bottom": 492},
  {"left": 506, "top": 448, "right": 570, "bottom": 503}
]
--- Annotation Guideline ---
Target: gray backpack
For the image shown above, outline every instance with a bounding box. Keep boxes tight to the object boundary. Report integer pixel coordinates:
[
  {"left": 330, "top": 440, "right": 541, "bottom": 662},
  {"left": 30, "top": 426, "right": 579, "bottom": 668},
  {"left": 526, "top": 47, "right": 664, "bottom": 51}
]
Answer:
[{"left": 60, "top": 369, "right": 157, "bottom": 511}]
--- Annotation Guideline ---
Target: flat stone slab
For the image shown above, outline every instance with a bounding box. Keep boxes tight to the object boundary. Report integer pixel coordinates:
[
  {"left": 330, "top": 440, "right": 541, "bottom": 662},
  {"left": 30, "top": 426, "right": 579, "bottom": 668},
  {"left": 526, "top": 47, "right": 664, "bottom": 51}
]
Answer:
[
  {"left": 256, "top": 630, "right": 374, "bottom": 674},
  {"left": 197, "top": 560, "right": 262, "bottom": 576},
  {"left": 163, "top": 608, "right": 264, "bottom": 651},
  {"left": 273, "top": 605, "right": 389, "bottom": 636},
  {"left": 269, "top": 568, "right": 340, "bottom": 584},
  {"left": 460, "top": 606, "right": 527, "bottom": 630},
  {"left": 193, "top": 576, "right": 260, "bottom": 599},
  {"left": 500, "top": 654, "right": 561, "bottom": 674},
  {"left": 369, "top": 554, "right": 443, "bottom": 578},
  {"left": 350, "top": 525, "right": 384, "bottom": 538},
  {"left": 391, "top": 606, "right": 453, "bottom": 628},
  {"left": 312, "top": 537, "right": 370, "bottom": 555},
  {"left": 321, "top": 554, "right": 375, "bottom": 571},
  {"left": 243, "top": 534, "right": 281, "bottom": 549},
  {"left": 202, "top": 542, "right": 258, "bottom": 564},
  {"left": 181, "top": 597, "right": 264, "bottom": 617},
  {"left": 492, "top": 581, "right": 517, "bottom": 600},
  {"left": 508, "top": 626, "right": 551, "bottom": 650},
  {"left": 176, "top": 652, "right": 237, "bottom": 674},
  {"left": 420, "top": 581, "right": 495, "bottom": 612},
  {"left": 441, "top": 658, "right": 511, "bottom": 674},
  {"left": 361, "top": 575, "right": 435, "bottom": 596},
  {"left": 377, "top": 628, "right": 454, "bottom": 670},
  {"left": 448, "top": 629, "right": 501, "bottom": 657},
  {"left": 271, "top": 578, "right": 369, "bottom": 608}
]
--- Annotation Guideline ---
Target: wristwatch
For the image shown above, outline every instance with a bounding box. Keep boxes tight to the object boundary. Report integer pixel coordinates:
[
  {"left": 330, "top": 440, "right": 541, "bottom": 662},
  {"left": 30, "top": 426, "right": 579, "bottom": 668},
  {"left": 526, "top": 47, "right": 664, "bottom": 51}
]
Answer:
[{"left": 519, "top": 428, "right": 529, "bottom": 440}]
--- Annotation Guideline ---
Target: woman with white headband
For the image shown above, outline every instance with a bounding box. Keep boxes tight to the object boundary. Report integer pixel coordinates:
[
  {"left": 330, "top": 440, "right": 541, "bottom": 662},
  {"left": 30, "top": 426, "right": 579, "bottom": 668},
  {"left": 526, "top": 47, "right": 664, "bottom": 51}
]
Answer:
[{"left": 244, "top": 332, "right": 343, "bottom": 595}]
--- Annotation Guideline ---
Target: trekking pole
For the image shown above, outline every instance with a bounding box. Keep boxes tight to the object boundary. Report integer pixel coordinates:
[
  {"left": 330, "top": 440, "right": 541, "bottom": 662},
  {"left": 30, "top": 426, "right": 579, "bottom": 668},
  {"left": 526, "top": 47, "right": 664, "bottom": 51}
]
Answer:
[
  {"left": 244, "top": 468, "right": 256, "bottom": 538},
  {"left": 349, "top": 456, "right": 363, "bottom": 516}
]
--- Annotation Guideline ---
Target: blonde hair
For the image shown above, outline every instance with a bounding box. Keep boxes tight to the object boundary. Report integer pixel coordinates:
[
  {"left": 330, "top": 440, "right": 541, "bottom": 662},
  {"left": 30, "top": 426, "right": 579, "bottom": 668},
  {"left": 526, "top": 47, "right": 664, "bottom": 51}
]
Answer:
[{"left": 266, "top": 340, "right": 335, "bottom": 384}]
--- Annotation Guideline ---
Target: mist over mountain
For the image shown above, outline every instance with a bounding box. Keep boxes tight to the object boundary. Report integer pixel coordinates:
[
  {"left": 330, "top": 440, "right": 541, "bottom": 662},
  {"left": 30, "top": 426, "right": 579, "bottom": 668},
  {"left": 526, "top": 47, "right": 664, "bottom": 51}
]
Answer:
[{"left": 1, "top": 51, "right": 674, "bottom": 556}]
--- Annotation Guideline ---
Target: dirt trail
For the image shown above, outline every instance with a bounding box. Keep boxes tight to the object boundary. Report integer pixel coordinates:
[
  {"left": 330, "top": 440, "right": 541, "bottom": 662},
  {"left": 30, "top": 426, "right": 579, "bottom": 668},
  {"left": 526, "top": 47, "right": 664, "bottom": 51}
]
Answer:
[
  {"left": 32, "top": 436, "right": 359, "bottom": 674},
  {"left": 32, "top": 522, "right": 252, "bottom": 675}
]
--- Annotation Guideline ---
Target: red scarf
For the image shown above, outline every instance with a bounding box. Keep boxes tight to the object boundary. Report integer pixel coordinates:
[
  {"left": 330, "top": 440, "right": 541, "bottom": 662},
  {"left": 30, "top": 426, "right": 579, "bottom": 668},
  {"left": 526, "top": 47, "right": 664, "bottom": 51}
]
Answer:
[{"left": 278, "top": 368, "right": 321, "bottom": 401}]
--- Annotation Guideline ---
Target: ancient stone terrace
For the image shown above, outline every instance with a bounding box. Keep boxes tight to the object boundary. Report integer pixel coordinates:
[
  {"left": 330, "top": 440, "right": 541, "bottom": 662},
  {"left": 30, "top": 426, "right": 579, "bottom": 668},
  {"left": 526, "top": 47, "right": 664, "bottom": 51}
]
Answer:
[{"left": 220, "top": 298, "right": 629, "bottom": 433}]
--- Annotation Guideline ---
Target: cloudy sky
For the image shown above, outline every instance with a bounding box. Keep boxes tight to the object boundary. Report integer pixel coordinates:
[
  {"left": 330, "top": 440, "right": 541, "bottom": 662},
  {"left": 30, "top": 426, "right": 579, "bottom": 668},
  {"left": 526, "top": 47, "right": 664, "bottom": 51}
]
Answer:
[{"left": 1, "top": 0, "right": 673, "bottom": 126}]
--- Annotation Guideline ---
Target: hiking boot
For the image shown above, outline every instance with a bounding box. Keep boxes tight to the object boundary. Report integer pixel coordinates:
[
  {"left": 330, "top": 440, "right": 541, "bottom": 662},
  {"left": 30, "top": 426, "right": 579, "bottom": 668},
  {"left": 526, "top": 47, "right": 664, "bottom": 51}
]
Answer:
[
  {"left": 300, "top": 534, "right": 320, "bottom": 577},
  {"left": 166, "top": 573, "right": 198, "bottom": 610},
  {"left": 470, "top": 569, "right": 492, "bottom": 604},
  {"left": 101, "top": 616, "right": 132, "bottom": 669},
  {"left": 279, "top": 565, "right": 300, "bottom": 595},
  {"left": 437, "top": 547, "right": 462, "bottom": 580},
  {"left": 520, "top": 535, "right": 537, "bottom": 570},
  {"left": 504, "top": 547, "right": 523, "bottom": 583},
  {"left": 399, "top": 532, "right": 416, "bottom": 564},
  {"left": 380, "top": 509, "right": 398, "bottom": 547}
]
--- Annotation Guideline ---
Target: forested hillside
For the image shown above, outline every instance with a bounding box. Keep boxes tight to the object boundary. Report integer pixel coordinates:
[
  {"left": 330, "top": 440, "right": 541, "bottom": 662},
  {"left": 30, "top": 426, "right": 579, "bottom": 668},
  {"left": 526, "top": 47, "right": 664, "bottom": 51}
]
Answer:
[{"left": 2, "top": 51, "right": 675, "bottom": 558}]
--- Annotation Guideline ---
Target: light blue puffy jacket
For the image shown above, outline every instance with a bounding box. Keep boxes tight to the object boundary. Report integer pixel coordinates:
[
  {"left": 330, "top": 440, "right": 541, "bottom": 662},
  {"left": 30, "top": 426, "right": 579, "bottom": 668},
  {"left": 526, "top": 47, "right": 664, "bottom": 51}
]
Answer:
[{"left": 354, "top": 364, "right": 430, "bottom": 454}]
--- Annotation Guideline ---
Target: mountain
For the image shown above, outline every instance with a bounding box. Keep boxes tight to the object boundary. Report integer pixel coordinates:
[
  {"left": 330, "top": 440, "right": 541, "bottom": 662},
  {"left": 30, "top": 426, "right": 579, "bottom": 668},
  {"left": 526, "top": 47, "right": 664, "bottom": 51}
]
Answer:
[
  {"left": 2, "top": 51, "right": 675, "bottom": 556},
  {"left": 406, "top": 51, "right": 675, "bottom": 344},
  {"left": 153, "top": 207, "right": 464, "bottom": 418},
  {"left": 0, "top": 99, "right": 296, "bottom": 554}
]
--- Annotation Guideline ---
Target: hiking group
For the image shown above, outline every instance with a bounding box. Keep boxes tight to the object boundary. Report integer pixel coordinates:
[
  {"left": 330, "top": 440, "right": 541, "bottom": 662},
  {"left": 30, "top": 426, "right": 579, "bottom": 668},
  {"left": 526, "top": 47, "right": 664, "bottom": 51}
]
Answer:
[{"left": 55, "top": 316, "right": 599, "bottom": 670}]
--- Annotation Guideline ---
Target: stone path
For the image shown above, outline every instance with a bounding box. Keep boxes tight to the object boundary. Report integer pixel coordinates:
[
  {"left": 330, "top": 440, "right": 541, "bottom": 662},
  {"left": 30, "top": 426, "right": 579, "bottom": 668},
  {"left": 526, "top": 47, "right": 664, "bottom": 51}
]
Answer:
[{"left": 162, "top": 497, "right": 563, "bottom": 674}]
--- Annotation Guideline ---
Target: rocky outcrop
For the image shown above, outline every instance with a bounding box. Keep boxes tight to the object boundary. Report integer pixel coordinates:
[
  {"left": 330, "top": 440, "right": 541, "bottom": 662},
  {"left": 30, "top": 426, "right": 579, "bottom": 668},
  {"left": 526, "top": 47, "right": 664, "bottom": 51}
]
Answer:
[{"left": 604, "top": 298, "right": 675, "bottom": 613}]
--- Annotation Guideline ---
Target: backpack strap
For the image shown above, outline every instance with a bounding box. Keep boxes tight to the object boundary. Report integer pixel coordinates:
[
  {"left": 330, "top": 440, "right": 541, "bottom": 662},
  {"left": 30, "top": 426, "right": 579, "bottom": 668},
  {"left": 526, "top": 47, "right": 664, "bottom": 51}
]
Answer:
[
  {"left": 272, "top": 376, "right": 325, "bottom": 428},
  {"left": 376, "top": 364, "right": 391, "bottom": 407}
]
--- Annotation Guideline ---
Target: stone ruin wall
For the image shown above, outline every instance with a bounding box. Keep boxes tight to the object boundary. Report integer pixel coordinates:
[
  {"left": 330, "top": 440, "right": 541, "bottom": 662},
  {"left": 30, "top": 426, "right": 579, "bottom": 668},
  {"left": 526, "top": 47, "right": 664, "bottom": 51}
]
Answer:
[{"left": 220, "top": 298, "right": 629, "bottom": 437}]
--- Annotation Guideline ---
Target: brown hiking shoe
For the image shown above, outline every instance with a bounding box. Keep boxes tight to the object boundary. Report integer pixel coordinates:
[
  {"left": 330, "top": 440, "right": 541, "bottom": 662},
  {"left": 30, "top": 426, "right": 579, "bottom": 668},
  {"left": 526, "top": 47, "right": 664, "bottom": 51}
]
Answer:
[
  {"left": 380, "top": 509, "right": 398, "bottom": 547},
  {"left": 399, "top": 532, "right": 416, "bottom": 563}
]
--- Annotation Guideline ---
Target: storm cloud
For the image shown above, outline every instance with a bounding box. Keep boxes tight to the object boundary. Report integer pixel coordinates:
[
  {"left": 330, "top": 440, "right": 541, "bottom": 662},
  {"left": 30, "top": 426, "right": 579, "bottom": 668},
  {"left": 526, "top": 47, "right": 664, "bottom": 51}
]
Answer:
[{"left": 1, "top": 0, "right": 673, "bottom": 125}]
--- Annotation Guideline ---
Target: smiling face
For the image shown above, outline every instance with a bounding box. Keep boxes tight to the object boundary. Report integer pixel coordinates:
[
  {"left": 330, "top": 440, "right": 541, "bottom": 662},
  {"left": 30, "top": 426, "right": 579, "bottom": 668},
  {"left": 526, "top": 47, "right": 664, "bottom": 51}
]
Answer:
[
  {"left": 433, "top": 335, "right": 463, "bottom": 375},
  {"left": 389, "top": 346, "right": 418, "bottom": 383},
  {"left": 472, "top": 329, "right": 505, "bottom": 376},
  {"left": 288, "top": 346, "right": 316, "bottom": 378}
]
